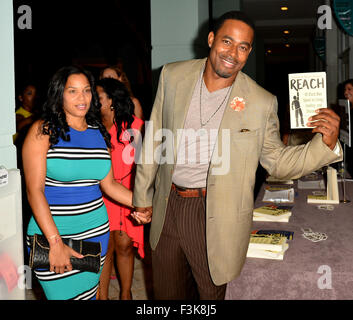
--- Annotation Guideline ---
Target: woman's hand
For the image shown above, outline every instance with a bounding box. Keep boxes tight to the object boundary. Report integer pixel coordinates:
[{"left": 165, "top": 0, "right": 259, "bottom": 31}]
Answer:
[
  {"left": 131, "top": 207, "right": 152, "bottom": 224},
  {"left": 48, "top": 237, "right": 84, "bottom": 274}
]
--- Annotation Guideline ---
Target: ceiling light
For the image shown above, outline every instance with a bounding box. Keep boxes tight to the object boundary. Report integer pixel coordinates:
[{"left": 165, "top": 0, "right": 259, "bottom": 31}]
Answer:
[
  {"left": 285, "top": 44, "right": 290, "bottom": 47},
  {"left": 267, "top": 49, "right": 272, "bottom": 53},
  {"left": 283, "top": 30, "right": 290, "bottom": 34},
  {"left": 281, "top": 6, "right": 288, "bottom": 11}
]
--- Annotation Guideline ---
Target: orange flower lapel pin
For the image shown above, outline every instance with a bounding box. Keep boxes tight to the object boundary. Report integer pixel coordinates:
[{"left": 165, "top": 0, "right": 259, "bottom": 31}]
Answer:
[{"left": 230, "top": 97, "right": 245, "bottom": 112}]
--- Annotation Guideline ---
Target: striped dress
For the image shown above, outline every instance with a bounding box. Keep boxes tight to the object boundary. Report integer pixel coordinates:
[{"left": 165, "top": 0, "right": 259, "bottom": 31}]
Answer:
[{"left": 27, "top": 126, "right": 111, "bottom": 300}]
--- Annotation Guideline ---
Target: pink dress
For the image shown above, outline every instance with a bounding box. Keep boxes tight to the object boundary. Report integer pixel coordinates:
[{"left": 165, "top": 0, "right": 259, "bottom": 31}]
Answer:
[{"left": 103, "top": 115, "right": 145, "bottom": 258}]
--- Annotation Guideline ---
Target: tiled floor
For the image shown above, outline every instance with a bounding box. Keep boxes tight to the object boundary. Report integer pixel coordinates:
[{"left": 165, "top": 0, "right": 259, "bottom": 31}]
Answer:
[
  {"left": 25, "top": 243, "right": 153, "bottom": 300},
  {"left": 107, "top": 253, "right": 153, "bottom": 300}
]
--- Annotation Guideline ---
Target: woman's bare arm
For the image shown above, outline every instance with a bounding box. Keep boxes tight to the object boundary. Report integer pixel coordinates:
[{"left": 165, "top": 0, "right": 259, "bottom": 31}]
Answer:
[{"left": 23, "top": 120, "right": 83, "bottom": 273}]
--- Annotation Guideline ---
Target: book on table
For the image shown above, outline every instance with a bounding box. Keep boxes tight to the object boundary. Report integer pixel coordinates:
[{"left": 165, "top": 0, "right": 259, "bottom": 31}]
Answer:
[
  {"left": 246, "top": 233, "right": 289, "bottom": 260},
  {"left": 298, "top": 171, "right": 325, "bottom": 189},
  {"left": 246, "top": 245, "right": 289, "bottom": 260},
  {"left": 307, "top": 166, "right": 339, "bottom": 204},
  {"left": 262, "top": 186, "right": 295, "bottom": 204},
  {"left": 266, "top": 175, "right": 294, "bottom": 185},
  {"left": 248, "top": 233, "right": 287, "bottom": 251},
  {"left": 253, "top": 205, "right": 292, "bottom": 222},
  {"left": 251, "top": 229, "right": 294, "bottom": 240}
]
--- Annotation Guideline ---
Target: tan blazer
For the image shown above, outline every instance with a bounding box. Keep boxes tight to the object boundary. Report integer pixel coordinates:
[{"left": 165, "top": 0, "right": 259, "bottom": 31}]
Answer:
[{"left": 133, "top": 58, "right": 342, "bottom": 285}]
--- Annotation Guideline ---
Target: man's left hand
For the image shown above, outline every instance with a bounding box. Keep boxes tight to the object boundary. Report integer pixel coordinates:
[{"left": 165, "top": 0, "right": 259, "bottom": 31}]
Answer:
[
  {"left": 131, "top": 206, "right": 153, "bottom": 225},
  {"left": 307, "top": 108, "right": 340, "bottom": 150}
]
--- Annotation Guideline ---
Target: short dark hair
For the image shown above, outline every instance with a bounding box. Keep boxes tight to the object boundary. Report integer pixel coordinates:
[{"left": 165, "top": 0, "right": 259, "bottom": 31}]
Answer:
[
  {"left": 343, "top": 79, "right": 353, "bottom": 88},
  {"left": 212, "top": 11, "right": 255, "bottom": 37}
]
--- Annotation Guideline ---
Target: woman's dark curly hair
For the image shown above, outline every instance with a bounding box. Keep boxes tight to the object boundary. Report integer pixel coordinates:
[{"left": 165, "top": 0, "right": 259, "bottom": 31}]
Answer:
[
  {"left": 40, "top": 65, "right": 111, "bottom": 148},
  {"left": 96, "top": 78, "right": 134, "bottom": 145}
]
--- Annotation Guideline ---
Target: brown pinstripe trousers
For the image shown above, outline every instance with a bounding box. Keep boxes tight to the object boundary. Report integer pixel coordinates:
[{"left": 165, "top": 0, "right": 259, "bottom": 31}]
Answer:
[{"left": 151, "top": 188, "right": 226, "bottom": 300}]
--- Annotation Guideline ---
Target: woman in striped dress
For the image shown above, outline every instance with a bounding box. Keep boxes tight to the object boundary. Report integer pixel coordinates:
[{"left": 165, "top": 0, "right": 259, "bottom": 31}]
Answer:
[{"left": 23, "top": 66, "right": 148, "bottom": 300}]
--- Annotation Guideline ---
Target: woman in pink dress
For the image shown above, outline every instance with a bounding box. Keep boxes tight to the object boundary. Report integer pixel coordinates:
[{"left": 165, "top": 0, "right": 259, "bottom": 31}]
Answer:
[{"left": 96, "top": 78, "right": 144, "bottom": 300}]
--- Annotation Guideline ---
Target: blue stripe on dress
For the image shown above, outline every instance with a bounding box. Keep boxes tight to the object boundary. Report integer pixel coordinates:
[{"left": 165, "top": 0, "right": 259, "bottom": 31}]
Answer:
[
  {"left": 44, "top": 185, "right": 102, "bottom": 205},
  {"left": 54, "top": 126, "right": 107, "bottom": 149}
]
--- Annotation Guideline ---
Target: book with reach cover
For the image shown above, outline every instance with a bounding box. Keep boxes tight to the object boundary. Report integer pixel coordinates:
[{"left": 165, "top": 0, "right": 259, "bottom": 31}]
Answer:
[
  {"left": 253, "top": 205, "right": 292, "bottom": 222},
  {"left": 251, "top": 229, "right": 294, "bottom": 240},
  {"left": 288, "top": 72, "right": 327, "bottom": 129},
  {"left": 248, "top": 233, "right": 288, "bottom": 252},
  {"left": 246, "top": 245, "right": 289, "bottom": 260},
  {"left": 266, "top": 175, "right": 293, "bottom": 185},
  {"left": 246, "top": 231, "right": 292, "bottom": 260}
]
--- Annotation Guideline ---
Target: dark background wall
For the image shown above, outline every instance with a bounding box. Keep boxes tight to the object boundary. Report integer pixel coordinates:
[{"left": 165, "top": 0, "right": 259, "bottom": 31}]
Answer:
[{"left": 13, "top": 0, "right": 153, "bottom": 118}]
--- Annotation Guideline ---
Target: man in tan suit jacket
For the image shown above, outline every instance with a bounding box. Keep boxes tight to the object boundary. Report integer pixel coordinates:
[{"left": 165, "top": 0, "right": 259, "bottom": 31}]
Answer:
[{"left": 132, "top": 11, "right": 342, "bottom": 299}]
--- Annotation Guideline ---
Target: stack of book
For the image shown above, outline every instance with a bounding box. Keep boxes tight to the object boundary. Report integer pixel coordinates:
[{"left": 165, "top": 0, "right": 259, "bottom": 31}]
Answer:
[
  {"left": 266, "top": 175, "right": 293, "bottom": 185},
  {"left": 307, "top": 166, "right": 339, "bottom": 204},
  {"left": 253, "top": 205, "right": 292, "bottom": 222},
  {"left": 246, "top": 232, "right": 290, "bottom": 260}
]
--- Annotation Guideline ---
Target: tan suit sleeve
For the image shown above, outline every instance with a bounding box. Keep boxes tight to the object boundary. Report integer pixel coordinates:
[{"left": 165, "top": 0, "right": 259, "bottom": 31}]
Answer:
[
  {"left": 132, "top": 66, "right": 166, "bottom": 207},
  {"left": 260, "top": 96, "right": 342, "bottom": 180}
]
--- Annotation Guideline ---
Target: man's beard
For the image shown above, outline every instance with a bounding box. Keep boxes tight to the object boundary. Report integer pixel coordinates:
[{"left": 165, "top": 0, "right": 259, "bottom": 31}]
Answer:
[
  {"left": 214, "top": 68, "right": 233, "bottom": 78},
  {"left": 214, "top": 55, "right": 241, "bottom": 79}
]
